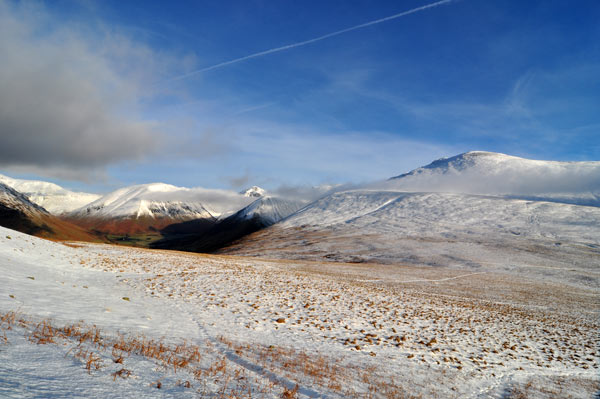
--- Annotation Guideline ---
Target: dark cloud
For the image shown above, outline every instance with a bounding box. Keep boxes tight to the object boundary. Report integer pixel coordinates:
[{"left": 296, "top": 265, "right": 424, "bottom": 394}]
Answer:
[
  {"left": 227, "top": 172, "right": 251, "bottom": 189},
  {"left": 0, "top": 2, "right": 162, "bottom": 179}
]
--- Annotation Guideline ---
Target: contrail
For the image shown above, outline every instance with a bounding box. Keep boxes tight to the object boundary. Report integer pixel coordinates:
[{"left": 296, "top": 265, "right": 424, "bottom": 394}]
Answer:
[{"left": 168, "top": 0, "right": 454, "bottom": 82}]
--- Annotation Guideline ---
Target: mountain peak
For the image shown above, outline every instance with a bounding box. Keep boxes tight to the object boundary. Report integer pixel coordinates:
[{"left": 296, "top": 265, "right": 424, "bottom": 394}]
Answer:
[
  {"left": 386, "top": 152, "right": 600, "bottom": 206},
  {"left": 391, "top": 151, "right": 517, "bottom": 179},
  {"left": 241, "top": 186, "right": 266, "bottom": 198},
  {"left": 70, "top": 183, "right": 214, "bottom": 220}
]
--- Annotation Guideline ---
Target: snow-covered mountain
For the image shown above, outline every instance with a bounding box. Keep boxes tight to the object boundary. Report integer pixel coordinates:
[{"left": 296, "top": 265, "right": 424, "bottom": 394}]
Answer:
[
  {"left": 220, "top": 190, "right": 600, "bottom": 267},
  {"left": 0, "top": 182, "right": 48, "bottom": 218},
  {"left": 152, "top": 195, "right": 307, "bottom": 253},
  {"left": 0, "top": 183, "right": 100, "bottom": 241},
  {"left": 233, "top": 196, "right": 306, "bottom": 225},
  {"left": 219, "top": 152, "right": 600, "bottom": 267},
  {"left": 277, "top": 190, "right": 600, "bottom": 242},
  {"left": 241, "top": 186, "right": 266, "bottom": 198},
  {"left": 70, "top": 183, "right": 215, "bottom": 220},
  {"left": 66, "top": 182, "right": 256, "bottom": 237},
  {"left": 0, "top": 173, "right": 100, "bottom": 214},
  {"left": 385, "top": 151, "right": 600, "bottom": 206}
]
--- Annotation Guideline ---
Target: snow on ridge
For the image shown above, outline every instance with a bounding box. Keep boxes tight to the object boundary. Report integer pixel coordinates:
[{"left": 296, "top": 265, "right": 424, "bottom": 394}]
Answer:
[
  {"left": 0, "top": 182, "right": 48, "bottom": 216},
  {"left": 278, "top": 189, "right": 600, "bottom": 245},
  {"left": 0, "top": 173, "right": 100, "bottom": 214},
  {"left": 241, "top": 186, "right": 267, "bottom": 198},
  {"left": 236, "top": 196, "right": 307, "bottom": 225},
  {"left": 70, "top": 182, "right": 255, "bottom": 220},
  {"left": 385, "top": 151, "right": 600, "bottom": 205}
]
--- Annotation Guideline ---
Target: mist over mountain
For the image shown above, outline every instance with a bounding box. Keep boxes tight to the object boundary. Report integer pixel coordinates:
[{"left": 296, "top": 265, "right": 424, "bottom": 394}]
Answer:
[{"left": 381, "top": 151, "right": 600, "bottom": 206}]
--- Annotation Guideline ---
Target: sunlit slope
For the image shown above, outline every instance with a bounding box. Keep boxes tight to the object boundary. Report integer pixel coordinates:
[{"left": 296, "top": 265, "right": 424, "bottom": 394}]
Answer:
[
  {"left": 220, "top": 190, "right": 600, "bottom": 271},
  {"left": 0, "top": 183, "right": 101, "bottom": 241}
]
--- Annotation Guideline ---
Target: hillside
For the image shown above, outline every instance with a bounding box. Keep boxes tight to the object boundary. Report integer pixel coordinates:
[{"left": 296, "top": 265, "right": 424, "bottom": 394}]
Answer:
[
  {"left": 0, "top": 173, "right": 100, "bottom": 214},
  {"left": 219, "top": 191, "right": 600, "bottom": 275},
  {"left": 219, "top": 152, "right": 600, "bottom": 274},
  {"left": 1, "top": 223, "right": 598, "bottom": 398},
  {"left": 0, "top": 183, "right": 102, "bottom": 241},
  {"left": 65, "top": 182, "right": 257, "bottom": 245},
  {"left": 152, "top": 196, "right": 306, "bottom": 253}
]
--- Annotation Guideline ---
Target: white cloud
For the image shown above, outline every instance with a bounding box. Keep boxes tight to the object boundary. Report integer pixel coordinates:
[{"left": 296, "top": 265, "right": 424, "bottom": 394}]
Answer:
[{"left": 0, "top": 2, "right": 188, "bottom": 180}]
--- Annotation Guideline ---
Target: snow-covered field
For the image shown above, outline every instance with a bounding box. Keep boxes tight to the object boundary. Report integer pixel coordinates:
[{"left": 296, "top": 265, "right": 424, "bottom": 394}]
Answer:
[{"left": 1, "top": 225, "right": 598, "bottom": 398}]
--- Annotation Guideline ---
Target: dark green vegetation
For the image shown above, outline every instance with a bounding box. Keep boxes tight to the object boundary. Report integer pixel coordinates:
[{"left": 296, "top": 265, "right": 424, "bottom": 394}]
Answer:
[{"left": 103, "top": 232, "right": 163, "bottom": 248}]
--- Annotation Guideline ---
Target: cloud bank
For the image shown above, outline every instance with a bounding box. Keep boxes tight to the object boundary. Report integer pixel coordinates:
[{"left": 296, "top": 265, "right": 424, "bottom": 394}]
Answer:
[{"left": 0, "top": 2, "right": 163, "bottom": 180}]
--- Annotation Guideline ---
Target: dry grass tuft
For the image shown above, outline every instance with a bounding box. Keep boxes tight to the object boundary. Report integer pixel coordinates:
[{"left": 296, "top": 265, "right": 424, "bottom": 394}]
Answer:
[
  {"left": 281, "top": 383, "right": 299, "bottom": 399},
  {"left": 111, "top": 368, "right": 132, "bottom": 381}
]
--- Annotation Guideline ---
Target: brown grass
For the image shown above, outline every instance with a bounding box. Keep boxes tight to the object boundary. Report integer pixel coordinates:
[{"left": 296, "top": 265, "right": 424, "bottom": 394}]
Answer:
[
  {"left": 281, "top": 383, "right": 299, "bottom": 399},
  {"left": 111, "top": 368, "right": 132, "bottom": 380},
  {"left": 1, "top": 310, "right": 423, "bottom": 397}
]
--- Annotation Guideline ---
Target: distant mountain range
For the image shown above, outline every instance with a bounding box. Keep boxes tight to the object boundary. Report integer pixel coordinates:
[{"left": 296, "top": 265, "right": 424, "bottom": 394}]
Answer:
[
  {"left": 217, "top": 152, "right": 600, "bottom": 266},
  {"left": 0, "top": 182, "right": 100, "bottom": 241},
  {"left": 152, "top": 195, "right": 307, "bottom": 252},
  {"left": 1, "top": 151, "right": 598, "bottom": 257},
  {"left": 0, "top": 173, "right": 100, "bottom": 214}
]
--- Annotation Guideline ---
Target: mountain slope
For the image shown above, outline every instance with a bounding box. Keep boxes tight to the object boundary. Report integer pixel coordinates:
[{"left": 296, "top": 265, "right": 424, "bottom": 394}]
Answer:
[
  {"left": 385, "top": 151, "right": 600, "bottom": 206},
  {"left": 152, "top": 196, "right": 306, "bottom": 253},
  {"left": 0, "top": 173, "right": 100, "bottom": 214},
  {"left": 0, "top": 183, "right": 101, "bottom": 241},
  {"left": 234, "top": 196, "right": 306, "bottom": 225},
  {"left": 69, "top": 183, "right": 214, "bottom": 220},
  {"left": 219, "top": 152, "right": 600, "bottom": 271},
  {"left": 0, "top": 182, "right": 51, "bottom": 235},
  {"left": 219, "top": 190, "right": 600, "bottom": 272},
  {"left": 65, "top": 183, "right": 257, "bottom": 244},
  {"left": 66, "top": 183, "right": 215, "bottom": 239}
]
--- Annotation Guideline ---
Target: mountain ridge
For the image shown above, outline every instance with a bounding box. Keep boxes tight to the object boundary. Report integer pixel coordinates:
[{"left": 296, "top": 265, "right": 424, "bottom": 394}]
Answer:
[
  {"left": 151, "top": 195, "right": 307, "bottom": 253},
  {"left": 385, "top": 151, "right": 600, "bottom": 206},
  {"left": 0, "top": 183, "right": 102, "bottom": 241},
  {"left": 0, "top": 173, "right": 100, "bottom": 214}
]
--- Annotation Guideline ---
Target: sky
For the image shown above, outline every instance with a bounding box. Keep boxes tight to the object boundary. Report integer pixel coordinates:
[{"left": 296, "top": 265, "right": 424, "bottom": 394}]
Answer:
[{"left": 0, "top": 0, "right": 599, "bottom": 194}]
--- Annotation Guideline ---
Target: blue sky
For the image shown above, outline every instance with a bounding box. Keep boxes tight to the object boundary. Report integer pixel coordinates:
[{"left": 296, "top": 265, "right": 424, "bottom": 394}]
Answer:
[{"left": 0, "top": 0, "right": 598, "bottom": 193}]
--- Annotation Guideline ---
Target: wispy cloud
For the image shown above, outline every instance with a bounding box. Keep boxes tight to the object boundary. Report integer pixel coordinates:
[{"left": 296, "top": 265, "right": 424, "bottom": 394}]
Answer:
[
  {"left": 225, "top": 170, "right": 252, "bottom": 189},
  {"left": 316, "top": 62, "right": 599, "bottom": 159},
  {"left": 166, "top": 0, "right": 454, "bottom": 82},
  {"left": 229, "top": 120, "right": 462, "bottom": 183}
]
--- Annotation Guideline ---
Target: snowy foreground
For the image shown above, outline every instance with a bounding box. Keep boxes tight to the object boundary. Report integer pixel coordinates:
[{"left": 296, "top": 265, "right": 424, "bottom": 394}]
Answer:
[{"left": 1, "top": 226, "right": 598, "bottom": 398}]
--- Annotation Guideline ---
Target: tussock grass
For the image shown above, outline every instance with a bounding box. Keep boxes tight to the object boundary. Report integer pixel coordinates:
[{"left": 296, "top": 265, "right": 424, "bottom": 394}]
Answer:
[{"left": 1, "top": 310, "right": 424, "bottom": 398}]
